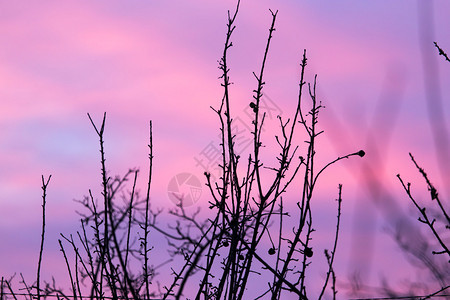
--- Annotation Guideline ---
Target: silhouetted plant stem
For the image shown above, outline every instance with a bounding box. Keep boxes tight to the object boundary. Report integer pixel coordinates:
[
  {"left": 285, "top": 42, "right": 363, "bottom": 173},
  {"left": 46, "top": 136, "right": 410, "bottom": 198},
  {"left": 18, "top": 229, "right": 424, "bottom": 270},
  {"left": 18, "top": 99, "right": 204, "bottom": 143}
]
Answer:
[
  {"left": 142, "top": 121, "right": 153, "bottom": 300},
  {"left": 20, "top": 273, "right": 33, "bottom": 300},
  {"left": 311, "top": 151, "right": 366, "bottom": 191},
  {"left": 77, "top": 224, "right": 102, "bottom": 298},
  {"left": 397, "top": 156, "right": 450, "bottom": 258},
  {"left": 408, "top": 153, "right": 449, "bottom": 224},
  {"left": 59, "top": 239, "right": 77, "bottom": 300},
  {"left": 212, "top": 1, "right": 242, "bottom": 298},
  {"left": 234, "top": 9, "right": 279, "bottom": 300},
  {"left": 237, "top": 237, "right": 302, "bottom": 295},
  {"left": 434, "top": 42, "right": 450, "bottom": 63},
  {"left": 319, "top": 184, "right": 343, "bottom": 300},
  {"left": 194, "top": 215, "right": 225, "bottom": 298},
  {"left": 1, "top": 277, "right": 4, "bottom": 300},
  {"left": 87, "top": 112, "right": 110, "bottom": 299},
  {"left": 4, "top": 279, "right": 18, "bottom": 300},
  {"left": 37, "top": 175, "right": 51, "bottom": 300},
  {"left": 106, "top": 187, "right": 139, "bottom": 300},
  {"left": 423, "top": 285, "right": 450, "bottom": 299},
  {"left": 175, "top": 237, "right": 214, "bottom": 299},
  {"left": 252, "top": 8, "right": 278, "bottom": 199},
  {"left": 72, "top": 235, "right": 83, "bottom": 300},
  {"left": 123, "top": 170, "right": 138, "bottom": 298},
  {"left": 87, "top": 189, "right": 104, "bottom": 299}
]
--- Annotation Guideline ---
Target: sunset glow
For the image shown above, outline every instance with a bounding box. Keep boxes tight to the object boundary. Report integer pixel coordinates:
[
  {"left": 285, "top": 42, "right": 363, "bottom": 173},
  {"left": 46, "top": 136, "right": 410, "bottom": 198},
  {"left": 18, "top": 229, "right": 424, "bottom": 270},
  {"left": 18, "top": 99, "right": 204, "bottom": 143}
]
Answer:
[{"left": 1, "top": 1, "right": 449, "bottom": 299}]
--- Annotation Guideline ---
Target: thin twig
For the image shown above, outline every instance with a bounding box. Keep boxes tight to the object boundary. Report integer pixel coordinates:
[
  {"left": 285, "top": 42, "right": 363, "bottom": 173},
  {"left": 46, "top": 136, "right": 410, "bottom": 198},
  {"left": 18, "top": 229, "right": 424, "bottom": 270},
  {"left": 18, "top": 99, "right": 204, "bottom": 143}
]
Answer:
[
  {"left": 37, "top": 175, "right": 51, "bottom": 300},
  {"left": 142, "top": 120, "right": 153, "bottom": 300},
  {"left": 318, "top": 184, "right": 343, "bottom": 300},
  {"left": 397, "top": 173, "right": 450, "bottom": 258},
  {"left": 58, "top": 239, "right": 77, "bottom": 300},
  {"left": 434, "top": 42, "right": 450, "bottom": 63}
]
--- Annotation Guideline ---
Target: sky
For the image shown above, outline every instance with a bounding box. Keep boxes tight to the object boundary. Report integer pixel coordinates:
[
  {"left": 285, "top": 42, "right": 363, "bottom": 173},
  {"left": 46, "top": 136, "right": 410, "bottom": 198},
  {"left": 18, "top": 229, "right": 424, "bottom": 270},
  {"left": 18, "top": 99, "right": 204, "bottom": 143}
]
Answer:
[{"left": 1, "top": 0, "right": 450, "bottom": 298}]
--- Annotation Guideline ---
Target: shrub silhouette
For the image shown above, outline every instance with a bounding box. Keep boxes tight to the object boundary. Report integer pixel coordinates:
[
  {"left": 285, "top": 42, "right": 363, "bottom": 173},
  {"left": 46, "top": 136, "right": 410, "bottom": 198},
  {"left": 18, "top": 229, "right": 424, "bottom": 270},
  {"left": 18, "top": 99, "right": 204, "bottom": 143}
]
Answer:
[
  {"left": 3, "top": 3, "right": 449, "bottom": 300},
  {"left": 1, "top": 2, "right": 372, "bottom": 300}
]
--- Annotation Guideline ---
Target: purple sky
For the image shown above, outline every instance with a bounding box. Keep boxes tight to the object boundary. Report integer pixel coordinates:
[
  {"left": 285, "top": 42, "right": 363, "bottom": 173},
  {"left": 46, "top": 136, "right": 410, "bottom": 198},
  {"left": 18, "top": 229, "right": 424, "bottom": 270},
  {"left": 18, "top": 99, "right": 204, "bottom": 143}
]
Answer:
[{"left": 1, "top": 0, "right": 449, "bottom": 298}]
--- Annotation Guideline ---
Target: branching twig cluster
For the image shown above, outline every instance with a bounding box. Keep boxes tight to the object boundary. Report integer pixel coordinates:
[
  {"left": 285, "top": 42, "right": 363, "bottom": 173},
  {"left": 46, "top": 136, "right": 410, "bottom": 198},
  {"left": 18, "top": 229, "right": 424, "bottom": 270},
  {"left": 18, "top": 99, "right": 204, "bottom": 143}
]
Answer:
[
  {"left": 1, "top": 2, "right": 365, "bottom": 300},
  {"left": 1, "top": 113, "right": 160, "bottom": 300},
  {"left": 150, "top": 2, "right": 364, "bottom": 299},
  {"left": 395, "top": 153, "right": 450, "bottom": 299}
]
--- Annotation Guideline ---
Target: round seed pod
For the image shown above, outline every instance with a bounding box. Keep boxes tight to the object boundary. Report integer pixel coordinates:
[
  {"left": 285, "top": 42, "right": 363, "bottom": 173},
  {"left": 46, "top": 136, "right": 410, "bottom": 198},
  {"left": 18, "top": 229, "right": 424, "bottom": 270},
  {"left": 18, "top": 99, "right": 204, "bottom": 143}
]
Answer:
[{"left": 304, "top": 247, "right": 313, "bottom": 258}]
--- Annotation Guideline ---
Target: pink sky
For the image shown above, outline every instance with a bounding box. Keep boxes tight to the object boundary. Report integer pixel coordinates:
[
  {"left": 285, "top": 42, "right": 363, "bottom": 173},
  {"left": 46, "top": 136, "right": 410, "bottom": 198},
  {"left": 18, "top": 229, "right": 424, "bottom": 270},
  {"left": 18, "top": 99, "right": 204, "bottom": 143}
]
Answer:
[{"left": 1, "top": 0, "right": 449, "bottom": 298}]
